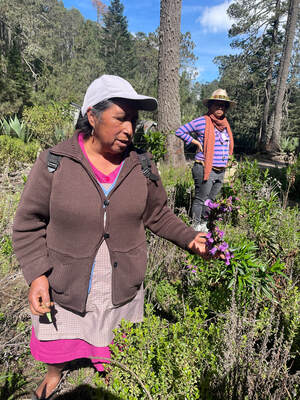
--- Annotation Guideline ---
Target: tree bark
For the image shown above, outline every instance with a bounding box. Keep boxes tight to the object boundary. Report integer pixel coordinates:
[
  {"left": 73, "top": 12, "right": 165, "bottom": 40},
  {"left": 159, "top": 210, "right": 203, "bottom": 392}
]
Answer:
[
  {"left": 267, "top": 0, "right": 299, "bottom": 153},
  {"left": 259, "top": 0, "right": 281, "bottom": 151},
  {"left": 158, "top": 0, "right": 185, "bottom": 165}
]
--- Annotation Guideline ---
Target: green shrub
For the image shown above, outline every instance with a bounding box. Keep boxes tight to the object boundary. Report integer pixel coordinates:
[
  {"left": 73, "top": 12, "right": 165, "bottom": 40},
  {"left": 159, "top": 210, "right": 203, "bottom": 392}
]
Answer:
[
  {"left": 94, "top": 296, "right": 299, "bottom": 400},
  {"left": 0, "top": 136, "right": 40, "bottom": 171},
  {"left": 94, "top": 306, "right": 218, "bottom": 400},
  {"left": 143, "top": 131, "right": 166, "bottom": 162},
  {"left": 22, "top": 102, "right": 73, "bottom": 147},
  {"left": 160, "top": 164, "right": 194, "bottom": 215},
  {"left": 268, "top": 156, "right": 300, "bottom": 203}
]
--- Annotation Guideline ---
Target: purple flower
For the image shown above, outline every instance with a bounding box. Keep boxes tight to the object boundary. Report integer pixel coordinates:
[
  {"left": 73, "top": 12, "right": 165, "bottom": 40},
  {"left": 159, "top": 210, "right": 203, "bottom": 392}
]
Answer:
[
  {"left": 215, "top": 227, "right": 224, "bottom": 239},
  {"left": 204, "top": 199, "right": 219, "bottom": 209},
  {"left": 209, "top": 247, "right": 218, "bottom": 255},
  {"left": 191, "top": 269, "right": 197, "bottom": 274},
  {"left": 219, "top": 242, "right": 229, "bottom": 252}
]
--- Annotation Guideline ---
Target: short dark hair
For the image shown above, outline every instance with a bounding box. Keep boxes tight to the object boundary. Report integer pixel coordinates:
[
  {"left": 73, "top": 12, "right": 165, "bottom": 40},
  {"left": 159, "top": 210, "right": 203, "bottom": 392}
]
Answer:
[{"left": 75, "top": 99, "right": 114, "bottom": 136}]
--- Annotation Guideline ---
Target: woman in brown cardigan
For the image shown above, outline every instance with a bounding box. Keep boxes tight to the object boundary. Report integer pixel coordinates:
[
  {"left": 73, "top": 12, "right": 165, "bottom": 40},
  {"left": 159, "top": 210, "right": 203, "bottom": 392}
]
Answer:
[
  {"left": 13, "top": 75, "right": 210, "bottom": 400},
  {"left": 175, "top": 89, "right": 235, "bottom": 232}
]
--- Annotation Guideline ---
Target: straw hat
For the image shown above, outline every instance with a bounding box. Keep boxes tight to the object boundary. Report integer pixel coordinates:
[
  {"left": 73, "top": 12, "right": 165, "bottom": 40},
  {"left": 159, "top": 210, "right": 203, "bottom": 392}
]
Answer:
[{"left": 203, "top": 89, "right": 236, "bottom": 108}]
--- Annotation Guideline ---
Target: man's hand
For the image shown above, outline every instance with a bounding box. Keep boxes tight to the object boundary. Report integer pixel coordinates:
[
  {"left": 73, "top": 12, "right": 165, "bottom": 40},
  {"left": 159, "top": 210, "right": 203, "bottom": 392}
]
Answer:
[
  {"left": 188, "top": 233, "right": 209, "bottom": 258},
  {"left": 28, "top": 275, "right": 53, "bottom": 316}
]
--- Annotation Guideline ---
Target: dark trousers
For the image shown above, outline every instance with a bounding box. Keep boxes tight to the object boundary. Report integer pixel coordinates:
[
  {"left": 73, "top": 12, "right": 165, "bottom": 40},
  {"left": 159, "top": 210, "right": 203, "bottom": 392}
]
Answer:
[{"left": 191, "top": 162, "right": 225, "bottom": 223}]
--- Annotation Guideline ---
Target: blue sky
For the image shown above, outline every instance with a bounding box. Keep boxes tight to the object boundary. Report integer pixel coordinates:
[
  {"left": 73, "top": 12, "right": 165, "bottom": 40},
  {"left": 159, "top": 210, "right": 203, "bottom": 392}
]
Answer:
[{"left": 62, "top": 0, "right": 236, "bottom": 82}]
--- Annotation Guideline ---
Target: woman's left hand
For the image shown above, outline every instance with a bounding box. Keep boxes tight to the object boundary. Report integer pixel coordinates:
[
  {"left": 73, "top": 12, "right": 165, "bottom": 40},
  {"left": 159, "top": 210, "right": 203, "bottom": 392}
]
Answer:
[{"left": 188, "top": 233, "right": 209, "bottom": 258}]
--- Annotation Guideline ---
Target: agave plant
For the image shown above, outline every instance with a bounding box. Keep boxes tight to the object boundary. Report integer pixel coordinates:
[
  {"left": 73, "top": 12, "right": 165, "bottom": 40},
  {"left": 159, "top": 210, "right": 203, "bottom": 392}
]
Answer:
[
  {"left": 0, "top": 118, "right": 11, "bottom": 135},
  {"left": 0, "top": 115, "right": 32, "bottom": 143},
  {"left": 281, "top": 136, "right": 299, "bottom": 154}
]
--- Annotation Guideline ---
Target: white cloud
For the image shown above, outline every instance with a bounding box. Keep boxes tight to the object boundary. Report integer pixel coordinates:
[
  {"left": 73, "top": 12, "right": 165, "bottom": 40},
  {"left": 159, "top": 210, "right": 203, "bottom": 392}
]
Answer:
[{"left": 197, "top": 1, "right": 234, "bottom": 33}]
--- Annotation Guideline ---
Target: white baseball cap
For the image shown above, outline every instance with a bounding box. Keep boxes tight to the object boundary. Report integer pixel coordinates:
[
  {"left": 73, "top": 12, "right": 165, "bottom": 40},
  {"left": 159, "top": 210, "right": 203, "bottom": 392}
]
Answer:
[{"left": 81, "top": 75, "right": 158, "bottom": 115}]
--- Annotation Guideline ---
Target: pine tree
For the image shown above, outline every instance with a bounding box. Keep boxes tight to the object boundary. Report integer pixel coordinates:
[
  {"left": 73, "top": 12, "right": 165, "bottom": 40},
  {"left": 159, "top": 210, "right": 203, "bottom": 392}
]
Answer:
[
  {"left": 100, "top": 0, "right": 135, "bottom": 78},
  {"left": 157, "top": 0, "right": 185, "bottom": 165},
  {"left": 267, "top": 0, "right": 300, "bottom": 153}
]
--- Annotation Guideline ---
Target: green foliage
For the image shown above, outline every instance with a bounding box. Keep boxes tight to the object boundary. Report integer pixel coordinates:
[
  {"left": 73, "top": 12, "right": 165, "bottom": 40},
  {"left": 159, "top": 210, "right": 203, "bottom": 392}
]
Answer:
[
  {"left": 229, "top": 241, "right": 287, "bottom": 300},
  {"left": 154, "top": 279, "right": 183, "bottom": 319},
  {"left": 186, "top": 240, "right": 287, "bottom": 309},
  {"left": 160, "top": 164, "right": 194, "bottom": 213},
  {"left": 95, "top": 306, "right": 218, "bottom": 400},
  {"left": 231, "top": 158, "right": 299, "bottom": 269},
  {"left": 0, "top": 372, "right": 27, "bottom": 400},
  {"left": 0, "top": 115, "right": 32, "bottom": 143},
  {"left": 268, "top": 155, "right": 300, "bottom": 202},
  {"left": 0, "top": 236, "right": 15, "bottom": 276},
  {"left": 22, "top": 102, "right": 73, "bottom": 147},
  {"left": 0, "top": 235, "right": 13, "bottom": 258},
  {"left": 143, "top": 131, "right": 167, "bottom": 163},
  {"left": 101, "top": 0, "right": 134, "bottom": 78},
  {"left": 0, "top": 24, "right": 32, "bottom": 117},
  {"left": 281, "top": 136, "right": 299, "bottom": 154},
  {"left": 0, "top": 135, "right": 40, "bottom": 171}
]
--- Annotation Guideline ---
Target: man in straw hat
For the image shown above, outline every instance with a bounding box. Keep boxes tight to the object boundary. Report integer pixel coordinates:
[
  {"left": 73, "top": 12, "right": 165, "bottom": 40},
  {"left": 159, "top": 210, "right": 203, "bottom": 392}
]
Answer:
[{"left": 175, "top": 88, "right": 236, "bottom": 232}]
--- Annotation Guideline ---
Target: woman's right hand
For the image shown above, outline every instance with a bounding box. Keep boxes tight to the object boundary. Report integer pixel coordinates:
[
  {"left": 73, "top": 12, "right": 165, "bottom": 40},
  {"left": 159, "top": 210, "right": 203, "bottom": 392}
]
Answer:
[
  {"left": 28, "top": 275, "right": 53, "bottom": 316},
  {"left": 191, "top": 139, "right": 203, "bottom": 153}
]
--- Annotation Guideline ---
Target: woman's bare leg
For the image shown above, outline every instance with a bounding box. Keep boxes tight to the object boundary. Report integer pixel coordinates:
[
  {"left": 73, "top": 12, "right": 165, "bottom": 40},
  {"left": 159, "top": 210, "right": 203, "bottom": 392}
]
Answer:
[{"left": 35, "top": 362, "right": 65, "bottom": 398}]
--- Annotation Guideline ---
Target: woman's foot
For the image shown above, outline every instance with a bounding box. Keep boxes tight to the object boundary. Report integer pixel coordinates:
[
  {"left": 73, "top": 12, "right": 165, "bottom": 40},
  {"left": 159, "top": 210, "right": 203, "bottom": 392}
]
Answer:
[{"left": 34, "top": 363, "right": 65, "bottom": 399}]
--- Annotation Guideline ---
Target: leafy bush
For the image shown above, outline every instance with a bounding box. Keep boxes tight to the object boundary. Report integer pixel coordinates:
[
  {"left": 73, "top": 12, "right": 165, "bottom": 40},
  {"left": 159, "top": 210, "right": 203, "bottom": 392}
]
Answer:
[
  {"left": 94, "top": 306, "right": 218, "bottom": 400},
  {"left": 0, "top": 135, "right": 40, "bottom": 171},
  {"left": 22, "top": 102, "right": 73, "bottom": 147},
  {"left": 160, "top": 164, "right": 194, "bottom": 214},
  {"left": 93, "top": 296, "right": 299, "bottom": 400},
  {"left": 143, "top": 131, "right": 166, "bottom": 163},
  {"left": 268, "top": 155, "right": 300, "bottom": 203}
]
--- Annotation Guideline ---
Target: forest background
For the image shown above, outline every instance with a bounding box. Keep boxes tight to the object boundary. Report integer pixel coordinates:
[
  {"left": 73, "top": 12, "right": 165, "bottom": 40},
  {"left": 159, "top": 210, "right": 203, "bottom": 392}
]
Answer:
[
  {"left": 0, "top": 0, "right": 300, "bottom": 399},
  {"left": 0, "top": 0, "right": 299, "bottom": 155}
]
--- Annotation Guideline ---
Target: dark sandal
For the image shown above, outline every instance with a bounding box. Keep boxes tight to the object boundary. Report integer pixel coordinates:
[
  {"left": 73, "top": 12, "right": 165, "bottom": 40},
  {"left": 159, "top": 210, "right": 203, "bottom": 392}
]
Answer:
[{"left": 31, "top": 373, "right": 65, "bottom": 400}]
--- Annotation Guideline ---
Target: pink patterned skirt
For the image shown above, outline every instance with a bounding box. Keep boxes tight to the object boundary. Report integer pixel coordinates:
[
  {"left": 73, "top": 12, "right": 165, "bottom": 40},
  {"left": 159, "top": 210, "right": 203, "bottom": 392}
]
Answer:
[{"left": 30, "top": 241, "right": 144, "bottom": 371}]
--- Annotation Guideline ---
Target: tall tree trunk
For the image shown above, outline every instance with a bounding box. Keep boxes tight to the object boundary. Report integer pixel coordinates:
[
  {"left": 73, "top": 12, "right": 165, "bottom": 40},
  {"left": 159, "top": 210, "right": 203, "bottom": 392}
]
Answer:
[
  {"left": 267, "top": 0, "right": 299, "bottom": 153},
  {"left": 158, "top": 0, "right": 185, "bottom": 165},
  {"left": 259, "top": 0, "right": 281, "bottom": 151}
]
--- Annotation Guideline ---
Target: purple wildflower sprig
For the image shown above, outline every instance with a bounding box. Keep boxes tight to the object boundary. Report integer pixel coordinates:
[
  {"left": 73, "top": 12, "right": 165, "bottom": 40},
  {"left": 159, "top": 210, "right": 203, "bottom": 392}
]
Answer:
[
  {"left": 204, "top": 196, "right": 239, "bottom": 227},
  {"left": 206, "top": 231, "right": 232, "bottom": 265},
  {"left": 203, "top": 197, "right": 239, "bottom": 265},
  {"left": 186, "top": 264, "right": 198, "bottom": 274}
]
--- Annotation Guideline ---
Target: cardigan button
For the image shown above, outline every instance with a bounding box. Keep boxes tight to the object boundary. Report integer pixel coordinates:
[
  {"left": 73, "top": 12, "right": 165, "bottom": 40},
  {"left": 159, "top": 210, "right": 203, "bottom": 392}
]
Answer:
[
  {"left": 113, "top": 262, "right": 118, "bottom": 268},
  {"left": 104, "top": 199, "right": 109, "bottom": 207},
  {"left": 103, "top": 233, "right": 110, "bottom": 239}
]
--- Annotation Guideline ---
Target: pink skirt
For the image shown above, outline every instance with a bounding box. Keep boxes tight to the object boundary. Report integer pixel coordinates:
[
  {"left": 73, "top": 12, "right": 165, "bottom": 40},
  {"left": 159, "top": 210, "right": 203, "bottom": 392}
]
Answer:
[{"left": 30, "top": 327, "right": 111, "bottom": 371}]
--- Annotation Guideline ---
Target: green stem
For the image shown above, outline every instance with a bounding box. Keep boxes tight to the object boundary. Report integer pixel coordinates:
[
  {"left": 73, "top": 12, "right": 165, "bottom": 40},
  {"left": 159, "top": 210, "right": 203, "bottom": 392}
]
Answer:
[{"left": 88, "top": 356, "right": 153, "bottom": 400}]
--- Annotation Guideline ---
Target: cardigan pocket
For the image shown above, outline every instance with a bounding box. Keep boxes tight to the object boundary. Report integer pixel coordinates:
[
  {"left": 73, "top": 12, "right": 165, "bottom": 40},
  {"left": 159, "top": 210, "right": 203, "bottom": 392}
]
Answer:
[
  {"left": 47, "top": 248, "right": 93, "bottom": 304},
  {"left": 48, "top": 259, "right": 71, "bottom": 295},
  {"left": 110, "top": 242, "right": 147, "bottom": 306}
]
